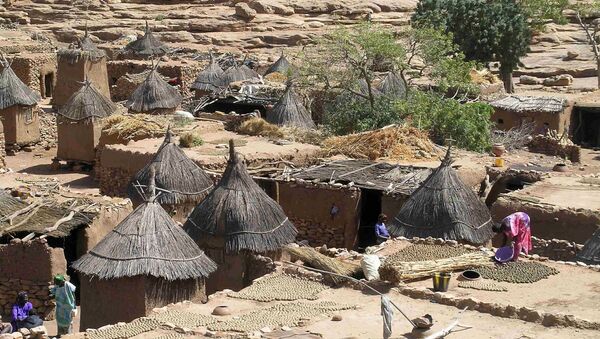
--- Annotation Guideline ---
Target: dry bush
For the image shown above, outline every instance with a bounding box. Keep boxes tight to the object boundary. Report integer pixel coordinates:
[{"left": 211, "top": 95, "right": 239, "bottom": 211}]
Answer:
[
  {"left": 179, "top": 131, "right": 204, "bottom": 148},
  {"left": 280, "top": 126, "right": 327, "bottom": 145},
  {"left": 237, "top": 117, "right": 284, "bottom": 139}
]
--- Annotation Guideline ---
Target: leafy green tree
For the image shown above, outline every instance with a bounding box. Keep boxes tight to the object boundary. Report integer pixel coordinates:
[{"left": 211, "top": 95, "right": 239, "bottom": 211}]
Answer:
[
  {"left": 573, "top": 1, "right": 600, "bottom": 88},
  {"left": 413, "top": 0, "right": 531, "bottom": 93},
  {"left": 518, "top": 0, "right": 568, "bottom": 30}
]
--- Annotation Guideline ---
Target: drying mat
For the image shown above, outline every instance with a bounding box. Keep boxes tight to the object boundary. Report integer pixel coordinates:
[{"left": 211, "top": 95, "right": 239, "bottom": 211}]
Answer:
[
  {"left": 474, "top": 261, "right": 559, "bottom": 284},
  {"left": 458, "top": 279, "right": 508, "bottom": 292},
  {"left": 154, "top": 333, "right": 186, "bottom": 339},
  {"left": 87, "top": 318, "right": 162, "bottom": 339},
  {"left": 385, "top": 244, "right": 473, "bottom": 264},
  {"left": 229, "top": 274, "right": 329, "bottom": 302},
  {"left": 150, "top": 309, "right": 217, "bottom": 328},
  {"left": 208, "top": 301, "right": 356, "bottom": 332}
]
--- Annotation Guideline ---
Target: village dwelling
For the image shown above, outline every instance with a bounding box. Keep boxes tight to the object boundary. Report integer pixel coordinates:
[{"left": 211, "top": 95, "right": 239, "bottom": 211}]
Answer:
[
  {"left": 190, "top": 53, "right": 224, "bottom": 98},
  {"left": 577, "top": 229, "right": 600, "bottom": 265},
  {"left": 0, "top": 58, "right": 41, "bottom": 148},
  {"left": 377, "top": 71, "right": 407, "bottom": 99},
  {"left": 266, "top": 82, "right": 315, "bottom": 129},
  {"left": 72, "top": 190, "right": 216, "bottom": 330},
  {"left": 388, "top": 148, "right": 494, "bottom": 246},
  {"left": 183, "top": 141, "right": 297, "bottom": 294},
  {"left": 490, "top": 95, "right": 572, "bottom": 134},
  {"left": 126, "top": 66, "right": 183, "bottom": 115},
  {"left": 3, "top": 52, "right": 57, "bottom": 100},
  {"left": 56, "top": 79, "right": 117, "bottom": 164},
  {"left": 218, "top": 61, "right": 260, "bottom": 88},
  {"left": 571, "top": 90, "right": 600, "bottom": 148},
  {"left": 122, "top": 22, "right": 169, "bottom": 60},
  {"left": 264, "top": 52, "right": 291, "bottom": 77},
  {"left": 52, "top": 28, "right": 110, "bottom": 108},
  {"left": 127, "top": 129, "right": 214, "bottom": 223}
]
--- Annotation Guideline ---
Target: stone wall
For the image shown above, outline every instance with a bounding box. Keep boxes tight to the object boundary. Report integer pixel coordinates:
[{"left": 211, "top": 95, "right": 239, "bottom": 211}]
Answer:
[
  {"left": 4, "top": 53, "right": 57, "bottom": 98},
  {"left": 527, "top": 134, "right": 581, "bottom": 162},
  {"left": 0, "top": 239, "right": 66, "bottom": 319},
  {"left": 531, "top": 236, "right": 583, "bottom": 261}
]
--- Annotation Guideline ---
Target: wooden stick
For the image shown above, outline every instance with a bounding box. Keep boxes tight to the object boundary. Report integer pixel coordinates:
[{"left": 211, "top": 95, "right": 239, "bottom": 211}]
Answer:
[
  {"left": 43, "top": 211, "right": 75, "bottom": 233},
  {"left": 424, "top": 307, "right": 472, "bottom": 339}
]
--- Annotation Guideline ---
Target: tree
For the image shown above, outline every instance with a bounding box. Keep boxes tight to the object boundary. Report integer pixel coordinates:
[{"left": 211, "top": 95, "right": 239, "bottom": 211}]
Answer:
[
  {"left": 573, "top": 1, "right": 600, "bottom": 89},
  {"left": 518, "top": 0, "right": 569, "bottom": 31},
  {"left": 413, "top": 0, "right": 531, "bottom": 93}
]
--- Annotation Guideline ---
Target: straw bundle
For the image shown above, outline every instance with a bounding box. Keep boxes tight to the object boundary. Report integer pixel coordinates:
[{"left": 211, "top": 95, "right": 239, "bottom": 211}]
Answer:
[
  {"left": 285, "top": 246, "right": 362, "bottom": 284},
  {"left": 378, "top": 251, "right": 493, "bottom": 283},
  {"left": 101, "top": 114, "right": 168, "bottom": 142},
  {"left": 236, "top": 117, "right": 284, "bottom": 139},
  {"left": 321, "top": 125, "right": 437, "bottom": 161}
]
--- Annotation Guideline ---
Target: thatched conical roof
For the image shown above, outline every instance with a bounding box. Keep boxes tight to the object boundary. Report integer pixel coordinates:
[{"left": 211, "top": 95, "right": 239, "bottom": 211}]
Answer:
[
  {"left": 58, "top": 26, "right": 106, "bottom": 63},
  {"left": 378, "top": 71, "right": 406, "bottom": 98},
  {"left": 128, "top": 129, "right": 214, "bottom": 205},
  {"left": 388, "top": 148, "right": 494, "bottom": 245},
  {"left": 124, "top": 21, "right": 169, "bottom": 57},
  {"left": 191, "top": 54, "right": 224, "bottom": 92},
  {"left": 58, "top": 79, "right": 116, "bottom": 121},
  {"left": 72, "top": 199, "right": 217, "bottom": 281},
  {"left": 0, "top": 59, "right": 41, "bottom": 109},
  {"left": 266, "top": 83, "right": 315, "bottom": 129},
  {"left": 576, "top": 229, "right": 600, "bottom": 264},
  {"left": 184, "top": 140, "right": 297, "bottom": 253},
  {"left": 126, "top": 67, "right": 182, "bottom": 113},
  {"left": 264, "top": 52, "right": 291, "bottom": 76},
  {"left": 218, "top": 62, "right": 259, "bottom": 87}
]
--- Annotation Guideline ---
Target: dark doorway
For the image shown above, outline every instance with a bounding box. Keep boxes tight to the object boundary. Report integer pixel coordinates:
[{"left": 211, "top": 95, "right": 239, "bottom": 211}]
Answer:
[
  {"left": 47, "top": 231, "right": 81, "bottom": 302},
  {"left": 572, "top": 107, "right": 600, "bottom": 148},
  {"left": 44, "top": 72, "right": 54, "bottom": 98},
  {"left": 256, "top": 179, "right": 278, "bottom": 202},
  {"left": 357, "top": 189, "right": 382, "bottom": 250},
  {"left": 203, "top": 99, "right": 268, "bottom": 115}
]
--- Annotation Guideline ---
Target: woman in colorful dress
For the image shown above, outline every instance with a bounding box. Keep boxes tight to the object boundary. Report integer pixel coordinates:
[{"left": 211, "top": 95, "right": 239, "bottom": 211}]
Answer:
[
  {"left": 50, "top": 274, "right": 77, "bottom": 337},
  {"left": 493, "top": 212, "right": 532, "bottom": 261}
]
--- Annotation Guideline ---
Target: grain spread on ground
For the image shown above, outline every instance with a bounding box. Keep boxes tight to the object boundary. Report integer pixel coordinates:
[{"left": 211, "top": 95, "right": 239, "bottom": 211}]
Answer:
[
  {"left": 385, "top": 244, "right": 473, "bottom": 264},
  {"left": 207, "top": 301, "right": 356, "bottom": 332},
  {"left": 87, "top": 318, "right": 162, "bottom": 339},
  {"left": 474, "top": 261, "right": 559, "bottom": 284},
  {"left": 229, "top": 274, "right": 329, "bottom": 302},
  {"left": 150, "top": 309, "right": 217, "bottom": 329},
  {"left": 458, "top": 279, "right": 508, "bottom": 292},
  {"left": 154, "top": 333, "right": 185, "bottom": 339}
]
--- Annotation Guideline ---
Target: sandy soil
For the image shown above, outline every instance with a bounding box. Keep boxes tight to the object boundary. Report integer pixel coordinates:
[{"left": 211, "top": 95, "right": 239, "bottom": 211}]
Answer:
[
  {"left": 129, "top": 279, "right": 600, "bottom": 339},
  {"left": 507, "top": 176, "right": 600, "bottom": 210}
]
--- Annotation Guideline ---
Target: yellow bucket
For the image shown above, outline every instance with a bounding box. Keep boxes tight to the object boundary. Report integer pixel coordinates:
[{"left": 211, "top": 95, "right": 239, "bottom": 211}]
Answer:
[{"left": 494, "top": 157, "right": 504, "bottom": 167}]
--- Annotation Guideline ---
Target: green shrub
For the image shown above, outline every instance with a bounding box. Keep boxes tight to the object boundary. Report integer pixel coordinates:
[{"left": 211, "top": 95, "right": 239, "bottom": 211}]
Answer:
[
  {"left": 323, "top": 95, "right": 402, "bottom": 135},
  {"left": 179, "top": 132, "right": 204, "bottom": 148}
]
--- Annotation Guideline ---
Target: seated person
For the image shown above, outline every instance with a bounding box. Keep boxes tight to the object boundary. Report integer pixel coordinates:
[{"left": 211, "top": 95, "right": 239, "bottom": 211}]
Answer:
[
  {"left": 375, "top": 213, "right": 390, "bottom": 244},
  {"left": 11, "top": 292, "right": 32, "bottom": 331}
]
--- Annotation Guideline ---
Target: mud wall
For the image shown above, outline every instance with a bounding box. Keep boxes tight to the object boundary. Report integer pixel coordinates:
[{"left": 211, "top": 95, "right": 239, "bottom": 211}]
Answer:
[
  {"left": 381, "top": 194, "right": 409, "bottom": 219},
  {"left": 75, "top": 203, "right": 133, "bottom": 259},
  {"left": 4, "top": 53, "right": 57, "bottom": 98},
  {"left": 277, "top": 182, "right": 361, "bottom": 249},
  {"left": 492, "top": 107, "right": 571, "bottom": 134},
  {"left": 0, "top": 239, "right": 66, "bottom": 318},
  {"left": 57, "top": 119, "right": 104, "bottom": 163},
  {"left": 492, "top": 196, "right": 600, "bottom": 243},
  {"left": 53, "top": 57, "right": 110, "bottom": 108},
  {"left": 0, "top": 105, "right": 40, "bottom": 146},
  {"left": 527, "top": 134, "right": 581, "bottom": 162}
]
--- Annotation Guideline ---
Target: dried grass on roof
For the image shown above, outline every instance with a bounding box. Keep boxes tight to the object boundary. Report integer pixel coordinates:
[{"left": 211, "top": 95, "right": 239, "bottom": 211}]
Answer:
[
  {"left": 58, "top": 29, "right": 106, "bottom": 64},
  {"left": 0, "top": 62, "right": 40, "bottom": 109},
  {"left": 264, "top": 53, "right": 291, "bottom": 76},
  {"left": 577, "top": 229, "right": 600, "bottom": 264},
  {"left": 102, "top": 113, "right": 169, "bottom": 142},
  {"left": 378, "top": 71, "right": 406, "bottom": 98},
  {"left": 126, "top": 68, "right": 183, "bottom": 113},
  {"left": 491, "top": 96, "right": 567, "bottom": 114},
  {"left": 124, "top": 23, "right": 169, "bottom": 57},
  {"left": 184, "top": 141, "right": 297, "bottom": 253},
  {"left": 218, "top": 64, "right": 259, "bottom": 87},
  {"left": 58, "top": 81, "right": 116, "bottom": 121},
  {"left": 73, "top": 201, "right": 217, "bottom": 280},
  {"left": 321, "top": 125, "right": 437, "bottom": 161},
  {"left": 191, "top": 54, "right": 224, "bottom": 92},
  {"left": 266, "top": 83, "right": 315, "bottom": 129}
]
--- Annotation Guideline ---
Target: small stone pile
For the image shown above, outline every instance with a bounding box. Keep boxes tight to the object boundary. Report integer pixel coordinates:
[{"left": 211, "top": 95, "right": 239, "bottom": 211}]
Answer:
[
  {"left": 531, "top": 237, "right": 582, "bottom": 261},
  {"left": 229, "top": 274, "right": 329, "bottom": 302},
  {"left": 38, "top": 109, "right": 57, "bottom": 150},
  {"left": 385, "top": 244, "right": 473, "bottom": 265},
  {"left": 4, "top": 326, "right": 47, "bottom": 339},
  {"left": 458, "top": 280, "right": 508, "bottom": 292},
  {"left": 208, "top": 301, "right": 355, "bottom": 332},
  {"left": 474, "top": 261, "right": 559, "bottom": 284}
]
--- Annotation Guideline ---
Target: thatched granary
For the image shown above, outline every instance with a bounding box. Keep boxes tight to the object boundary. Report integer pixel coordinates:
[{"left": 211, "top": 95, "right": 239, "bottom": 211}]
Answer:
[
  {"left": 72, "top": 193, "right": 217, "bottom": 330},
  {"left": 388, "top": 148, "right": 494, "bottom": 245},
  {"left": 266, "top": 83, "right": 315, "bottom": 129},
  {"left": 378, "top": 71, "right": 406, "bottom": 98},
  {"left": 0, "top": 58, "right": 41, "bottom": 147},
  {"left": 56, "top": 80, "right": 117, "bottom": 163},
  {"left": 53, "top": 28, "right": 110, "bottom": 108},
  {"left": 218, "top": 62, "right": 260, "bottom": 88},
  {"left": 123, "top": 22, "right": 169, "bottom": 59},
  {"left": 126, "top": 67, "right": 182, "bottom": 115},
  {"left": 191, "top": 54, "right": 224, "bottom": 98},
  {"left": 184, "top": 140, "right": 297, "bottom": 293},
  {"left": 264, "top": 52, "right": 291, "bottom": 76},
  {"left": 576, "top": 229, "right": 600, "bottom": 265},
  {"left": 127, "top": 129, "right": 213, "bottom": 222}
]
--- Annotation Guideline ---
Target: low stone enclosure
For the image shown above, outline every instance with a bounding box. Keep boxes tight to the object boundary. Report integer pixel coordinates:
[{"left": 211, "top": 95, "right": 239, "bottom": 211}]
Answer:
[{"left": 527, "top": 133, "right": 581, "bottom": 162}]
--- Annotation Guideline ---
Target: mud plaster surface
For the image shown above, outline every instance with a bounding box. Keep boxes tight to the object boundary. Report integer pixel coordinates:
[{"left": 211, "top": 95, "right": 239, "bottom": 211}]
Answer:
[
  {"left": 506, "top": 176, "right": 600, "bottom": 211},
  {"left": 408, "top": 261, "right": 600, "bottom": 322}
]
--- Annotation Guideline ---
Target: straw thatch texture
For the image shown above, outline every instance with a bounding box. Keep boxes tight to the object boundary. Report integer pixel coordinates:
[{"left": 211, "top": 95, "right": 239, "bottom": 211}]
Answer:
[
  {"left": 73, "top": 201, "right": 217, "bottom": 280},
  {"left": 577, "top": 229, "right": 600, "bottom": 264},
  {"left": 266, "top": 84, "right": 315, "bottom": 129},
  {"left": 124, "top": 23, "right": 169, "bottom": 57},
  {"left": 490, "top": 96, "right": 567, "bottom": 114},
  {"left": 378, "top": 72, "right": 406, "bottom": 98},
  {"left": 191, "top": 55, "right": 224, "bottom": 92},
  {"left": 218, "top": 64, "right": 259, "bottom": 87},
  {"left": 0, "top": 62, "right": 41, "bottom": 109},
  {"left": 58, "top": 81, "right": 116, "bottom": 121},
  {"left": 0, "top": 191, "right": 94, "bottom": 237},
  {"left": 127, "top": 130, "right": 213, "bottom": 205},
  {"left": 388, "top": 148, "right": 494, "bottom": 245},
  {"left": 126, "top": 68, "right": 183, "bottom": 113},
  {"left": 264, "top": 53, "right": 291, "bottom": 76},
  {"left": 58, "top": 29, "right": 106, "bottom": 64},
  {"left": 184, "top": 141, "right": 297, "bottom": 253}
]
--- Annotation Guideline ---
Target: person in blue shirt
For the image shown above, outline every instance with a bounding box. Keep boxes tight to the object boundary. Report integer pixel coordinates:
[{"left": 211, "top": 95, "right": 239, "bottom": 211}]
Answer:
[{"left": 375, "top": 213, "right": 390, "bottom": 244}]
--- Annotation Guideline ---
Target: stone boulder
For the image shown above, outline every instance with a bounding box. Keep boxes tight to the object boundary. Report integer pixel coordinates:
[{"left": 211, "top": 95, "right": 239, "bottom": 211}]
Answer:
[
  {"left": 235, "top": 2, "right": 257, "bottom": 21},
  {"left": 543, "top": 74, "right": 574, "bottom": 87},
  {"left": 520, "top": 75, "right": 543, "bottom": 85}
]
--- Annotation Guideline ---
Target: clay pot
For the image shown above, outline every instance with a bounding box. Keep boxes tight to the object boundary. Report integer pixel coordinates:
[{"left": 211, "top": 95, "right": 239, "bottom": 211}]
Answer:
[
  {"left": 553, "top": 163, "right": 569, "bottom": 172},
  {"left": 460, "top": 270, "right": 481, "bottom": 281},
  {"left": 491, "top": 143, "right": 506, "bottom": 157},
  {"left": 212, "top": 305, "right": 231, "bottom": 316}
]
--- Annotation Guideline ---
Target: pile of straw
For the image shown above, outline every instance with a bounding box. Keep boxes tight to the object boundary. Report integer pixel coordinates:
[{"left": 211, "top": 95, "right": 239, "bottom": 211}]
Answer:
[
  {"left": 321, "top": 125, "right": 437, "bottom": 161},
  {"left": 102, "top": 114, "right": 169, "bottom": 143},
  {"left": 236, "top": 117, "right": 284, "bottom": 139},
  {"left": 285, "top": 245, "right": 362, "bottom": 284},
  {"left": 379, "top": 251, "right": 493, "bottom": 283}
]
